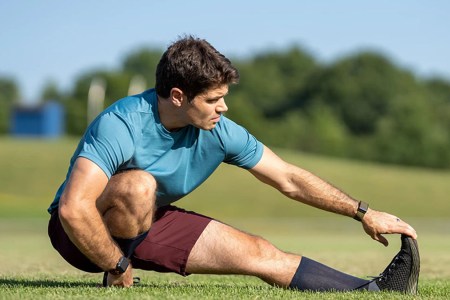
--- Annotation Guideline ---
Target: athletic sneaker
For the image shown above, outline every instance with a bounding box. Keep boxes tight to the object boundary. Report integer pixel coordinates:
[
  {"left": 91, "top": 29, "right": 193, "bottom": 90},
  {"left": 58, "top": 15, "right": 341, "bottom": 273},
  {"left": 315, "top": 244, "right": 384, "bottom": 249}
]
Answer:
[{"left": 373, "top": 235, "right": 420, "bottom": 294}]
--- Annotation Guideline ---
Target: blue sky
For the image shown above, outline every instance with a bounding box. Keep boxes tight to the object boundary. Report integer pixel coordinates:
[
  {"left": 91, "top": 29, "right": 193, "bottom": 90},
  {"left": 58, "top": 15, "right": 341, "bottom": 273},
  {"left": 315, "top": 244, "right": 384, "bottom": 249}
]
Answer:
[{"left": 1, "top": 0, "right": 449, "bottom": 103}]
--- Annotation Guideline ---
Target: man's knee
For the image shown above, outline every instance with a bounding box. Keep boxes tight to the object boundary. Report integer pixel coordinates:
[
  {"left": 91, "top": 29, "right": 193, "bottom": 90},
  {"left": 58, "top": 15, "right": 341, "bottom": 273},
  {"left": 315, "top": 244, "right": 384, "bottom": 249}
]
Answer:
[
  {"left": 114, "top": 170, "right": 156, "bottom": 200},
  {"left": 250, "top": 236, "right": 283, "bottom": 261},
  {"left": 100, "top": 169, "right": 157, "bottom": 219}
]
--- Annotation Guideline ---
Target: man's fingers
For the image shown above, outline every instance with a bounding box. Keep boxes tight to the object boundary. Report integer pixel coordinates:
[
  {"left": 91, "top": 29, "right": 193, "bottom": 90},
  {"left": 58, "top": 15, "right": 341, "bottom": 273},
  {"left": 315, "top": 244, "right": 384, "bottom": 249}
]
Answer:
[
  {"left": 393, "top": 217, "right": 418, "bottom": 239},
  {"left": 106, "top": 271, "right": 134, "bottom": 287},
  {"left": 398, "top": 225, "right": 417, "bottom": 239},
  {"left": 374, "top": 234, "right": 389, "bottom": 247},
  {"left": 363, "top": 210, "right": 418, "bottom": 245}
]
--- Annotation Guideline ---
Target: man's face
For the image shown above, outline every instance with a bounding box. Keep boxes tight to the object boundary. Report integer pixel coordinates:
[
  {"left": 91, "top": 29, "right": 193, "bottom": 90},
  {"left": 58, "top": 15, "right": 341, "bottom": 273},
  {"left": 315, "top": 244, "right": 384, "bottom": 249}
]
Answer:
[{"left": 185, "top": 84, "right": 229, "bottom": 130}]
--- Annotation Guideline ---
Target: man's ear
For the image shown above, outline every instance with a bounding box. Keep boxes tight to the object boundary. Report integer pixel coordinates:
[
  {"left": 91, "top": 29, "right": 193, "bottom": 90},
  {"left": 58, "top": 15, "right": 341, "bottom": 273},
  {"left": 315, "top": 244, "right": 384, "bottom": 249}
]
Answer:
[{"left": 170, "top": 88, "right": 185, "bottom": 107}]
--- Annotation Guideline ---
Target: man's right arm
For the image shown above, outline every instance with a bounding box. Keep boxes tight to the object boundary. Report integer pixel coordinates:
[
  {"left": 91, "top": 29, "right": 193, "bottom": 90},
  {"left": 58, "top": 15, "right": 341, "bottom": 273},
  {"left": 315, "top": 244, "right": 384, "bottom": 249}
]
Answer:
[
  {"left": 58, "top": 157, "right": 125, "bottom": 274},
  {"left": 249, "top": 145, "right": 417, "bottom": 245}
]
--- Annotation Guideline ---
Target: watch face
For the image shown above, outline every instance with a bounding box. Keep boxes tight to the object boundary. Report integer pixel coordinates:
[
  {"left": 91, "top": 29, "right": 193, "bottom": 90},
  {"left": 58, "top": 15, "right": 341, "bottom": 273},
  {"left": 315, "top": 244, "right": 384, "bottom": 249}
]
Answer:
[
  {"left": 354, "top": 201, "right": 369, "bottom": 221},
  {"left": 359, "top": 202, "right": 369, "bottom": 213},
  {"left": 118, "top": 257, "right": 129, "bottom": 272},
  {"left": 110, "top": 256, "right": 129, "bottom": 275}
]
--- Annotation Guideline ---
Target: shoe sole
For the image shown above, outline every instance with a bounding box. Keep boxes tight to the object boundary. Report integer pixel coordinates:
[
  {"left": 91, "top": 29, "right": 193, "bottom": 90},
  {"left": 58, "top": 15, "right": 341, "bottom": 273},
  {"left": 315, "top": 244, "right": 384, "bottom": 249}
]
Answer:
[{"left": 404, "top": 236, "right": 420, "bottom": 294}]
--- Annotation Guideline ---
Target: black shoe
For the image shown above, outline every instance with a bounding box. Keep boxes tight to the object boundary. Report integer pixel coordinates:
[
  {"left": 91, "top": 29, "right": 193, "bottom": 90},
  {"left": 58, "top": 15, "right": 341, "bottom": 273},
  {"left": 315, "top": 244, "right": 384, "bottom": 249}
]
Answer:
[{"left": 374, "top": 235, "right": 420, "bottom": 294}]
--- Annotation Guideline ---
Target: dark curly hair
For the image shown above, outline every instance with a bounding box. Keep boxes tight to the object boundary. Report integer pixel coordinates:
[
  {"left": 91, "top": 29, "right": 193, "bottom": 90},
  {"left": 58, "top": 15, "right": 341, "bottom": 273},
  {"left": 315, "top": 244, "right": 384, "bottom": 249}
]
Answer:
[{"left": 155, "top": 35, "right": 239, "bottom": 102}]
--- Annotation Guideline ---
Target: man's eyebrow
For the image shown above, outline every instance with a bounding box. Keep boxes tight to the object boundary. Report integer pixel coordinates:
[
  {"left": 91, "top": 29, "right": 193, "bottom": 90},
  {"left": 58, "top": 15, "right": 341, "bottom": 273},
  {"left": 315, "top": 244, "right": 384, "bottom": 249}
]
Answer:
[
  {"left": 209, "top": 92, "right": 228, "bottom": 100},
  {"left": 220, "top": 91, "right": 229, "bottom": 98}
]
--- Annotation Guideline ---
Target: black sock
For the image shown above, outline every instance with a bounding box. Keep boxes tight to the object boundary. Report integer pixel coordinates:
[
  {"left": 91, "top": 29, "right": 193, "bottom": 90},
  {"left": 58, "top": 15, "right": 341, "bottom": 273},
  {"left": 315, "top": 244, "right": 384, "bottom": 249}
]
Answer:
[{"left": 289, "top": 257, "right": 372, "bottom": 292}]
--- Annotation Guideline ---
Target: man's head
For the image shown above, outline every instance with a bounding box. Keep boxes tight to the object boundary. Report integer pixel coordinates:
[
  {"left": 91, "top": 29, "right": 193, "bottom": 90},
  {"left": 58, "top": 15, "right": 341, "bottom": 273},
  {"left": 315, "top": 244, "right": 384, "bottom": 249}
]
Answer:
[{"left": 155, "top": 35, "right": 239, "bottom": 102}]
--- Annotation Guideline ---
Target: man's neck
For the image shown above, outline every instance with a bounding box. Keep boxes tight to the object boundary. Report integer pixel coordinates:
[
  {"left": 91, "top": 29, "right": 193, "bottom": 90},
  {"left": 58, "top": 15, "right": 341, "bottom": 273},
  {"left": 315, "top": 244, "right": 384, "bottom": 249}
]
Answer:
[{"left": 157, "top": 96, "right": 186, "bottom": 132}]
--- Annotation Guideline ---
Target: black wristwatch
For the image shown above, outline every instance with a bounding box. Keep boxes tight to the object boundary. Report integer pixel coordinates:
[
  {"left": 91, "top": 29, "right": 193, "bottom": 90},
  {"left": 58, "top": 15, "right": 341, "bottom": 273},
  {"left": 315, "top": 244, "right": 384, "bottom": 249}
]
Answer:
[
  {"left": 353, "top": 201, "right": 369, "bottom": 222},
  {"left": 108, "top": 256, "right": 129, "bottom": 275}
]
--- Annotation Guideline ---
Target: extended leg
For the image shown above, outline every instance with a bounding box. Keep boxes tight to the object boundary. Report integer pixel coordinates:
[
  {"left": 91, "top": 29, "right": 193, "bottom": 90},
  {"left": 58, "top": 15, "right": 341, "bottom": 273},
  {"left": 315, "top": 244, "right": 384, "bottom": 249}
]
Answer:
[
  {"left": 130, "top": 206, "right": 418, "bottom": 293},
  {"left": 186, "top": 220, "right": 300, "bottom": 287},
  {"left": 186, "top": 220, "right": 372, "bottom": 290}
]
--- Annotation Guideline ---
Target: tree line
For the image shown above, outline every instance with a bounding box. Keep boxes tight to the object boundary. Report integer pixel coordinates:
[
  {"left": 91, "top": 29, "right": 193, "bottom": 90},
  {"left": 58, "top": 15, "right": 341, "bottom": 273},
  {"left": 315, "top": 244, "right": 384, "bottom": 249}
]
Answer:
[{"left": 1, "top": 45, "right": 450, "bottom": 169}]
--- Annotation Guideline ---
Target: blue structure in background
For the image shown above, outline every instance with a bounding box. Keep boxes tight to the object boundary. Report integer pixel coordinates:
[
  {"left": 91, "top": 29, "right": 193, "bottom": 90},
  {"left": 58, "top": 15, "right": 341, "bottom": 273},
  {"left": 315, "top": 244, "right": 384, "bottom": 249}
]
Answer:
[{"left": 10, "top": 101, "right": 65, "bottom": 138}]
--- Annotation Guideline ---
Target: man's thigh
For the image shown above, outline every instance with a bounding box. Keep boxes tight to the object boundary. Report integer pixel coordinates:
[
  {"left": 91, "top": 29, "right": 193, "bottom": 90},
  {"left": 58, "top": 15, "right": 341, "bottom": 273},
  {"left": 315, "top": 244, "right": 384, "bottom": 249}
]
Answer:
[
  {"left": 48, "top": 205, "right": 212, "bottom": 274},
  {"left": 184, "top": 219, "right": 301, "bottom": 286}
]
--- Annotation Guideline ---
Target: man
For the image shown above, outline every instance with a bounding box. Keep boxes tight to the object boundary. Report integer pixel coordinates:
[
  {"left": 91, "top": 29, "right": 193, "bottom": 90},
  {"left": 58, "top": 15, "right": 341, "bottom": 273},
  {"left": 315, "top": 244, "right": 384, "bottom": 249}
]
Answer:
[{"left": 48, "top": 35, "right": 420, "bottom": 293}]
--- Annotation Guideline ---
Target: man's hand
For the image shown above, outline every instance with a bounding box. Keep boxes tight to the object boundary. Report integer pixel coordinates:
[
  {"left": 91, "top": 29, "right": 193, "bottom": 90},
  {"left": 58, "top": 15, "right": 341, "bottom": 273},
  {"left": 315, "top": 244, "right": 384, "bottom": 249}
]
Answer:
[
  {"left": 362, "top": 209, "right": 418, "bottom": 246},
  {"left": 106, "top": 266, "right": 134, "bottom": 287}
]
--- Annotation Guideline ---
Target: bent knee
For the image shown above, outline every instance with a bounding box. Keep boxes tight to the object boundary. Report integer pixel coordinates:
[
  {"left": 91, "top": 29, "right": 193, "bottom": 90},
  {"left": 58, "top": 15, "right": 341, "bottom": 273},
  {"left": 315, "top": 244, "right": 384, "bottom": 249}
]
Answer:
[
  {"left": 113, "top": 170, "right": 156, "bottom": 198},
  {"left": 103, "top": 170, "right": 157, "bottom": 214}
]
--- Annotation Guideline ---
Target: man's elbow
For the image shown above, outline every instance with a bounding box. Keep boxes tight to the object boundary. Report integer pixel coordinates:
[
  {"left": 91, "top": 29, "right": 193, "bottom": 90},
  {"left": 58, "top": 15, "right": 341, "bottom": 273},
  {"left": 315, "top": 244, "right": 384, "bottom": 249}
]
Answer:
[
  {"left": 277, "top": 181, "right": 297, "bottom": 199},
  {"left": 58, "top": 197, "right": 88, "bottom": 225},
  {"left": 280, "top": 188, "right": 299, "bottom": 200},
  {"left": 278, "top": 177, "right": 305, "bottom": 200},
  {"left": 58, "top": 201, "right": 77, "bottom": 226}
]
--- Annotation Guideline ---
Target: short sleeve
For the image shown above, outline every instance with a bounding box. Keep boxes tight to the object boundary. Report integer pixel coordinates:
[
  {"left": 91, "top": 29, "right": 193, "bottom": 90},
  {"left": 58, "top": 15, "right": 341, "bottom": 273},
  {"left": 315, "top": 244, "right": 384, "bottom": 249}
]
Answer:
[
  {"left": 78, "top": 112, "right": 136, "bottom": 178},
  {"left": 219, "top": 117, "right": 264, "bottom": 169}
]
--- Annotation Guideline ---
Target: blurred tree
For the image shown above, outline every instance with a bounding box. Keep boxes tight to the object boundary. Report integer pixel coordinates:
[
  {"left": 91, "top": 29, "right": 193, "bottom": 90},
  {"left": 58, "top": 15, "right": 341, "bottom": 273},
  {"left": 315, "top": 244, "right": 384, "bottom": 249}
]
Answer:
[
  {"left": 66, "top": 69, "right": 133, "bottom": 135},
  {"left": 232, "top": 46, "right": 317, "bottom": 116},
  {"left": 64, "top": 48, "right": 163, "bottom": 135},
  {"left": 373, "top": 91, "right": 450, "bottom": 168},
  {"left": 122, "top": 48, "right": 162, "bottom": 88},
  {"left": 0, "top": 77, "right": 20, "bottom": 134},
  {"left": 225, "top": 90, "right": 265, "bottom": 138},
  {"left": 301, "top": 103, "right": 349, "bottom": 156},
  {"left": 298, "top": 52, "right": 419, "bottom": 136},
  {"left": 423, "top": 79, "right": 450, "bottom": 168},
  {"left": 425, "top": 78, "right": 450, "bottom": 132},
  {"left": 64, "top": 95, "right": 87, "bottom": 135},
  {"left": 40, "top": 80, "right": 63, "bottom": 102},
  {"left": 50, "top": 45, "right": 450, "bottom": 169},
  {"left": 66, "top": 71, "right": 105, "bottom": 134}
]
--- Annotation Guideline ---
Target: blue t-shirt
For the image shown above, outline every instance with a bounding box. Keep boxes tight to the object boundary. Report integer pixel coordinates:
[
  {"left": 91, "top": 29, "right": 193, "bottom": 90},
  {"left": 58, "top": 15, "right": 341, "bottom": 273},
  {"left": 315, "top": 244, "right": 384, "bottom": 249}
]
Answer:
[{"left": 48, "top": 89, "right": 264, "bottom": 213}]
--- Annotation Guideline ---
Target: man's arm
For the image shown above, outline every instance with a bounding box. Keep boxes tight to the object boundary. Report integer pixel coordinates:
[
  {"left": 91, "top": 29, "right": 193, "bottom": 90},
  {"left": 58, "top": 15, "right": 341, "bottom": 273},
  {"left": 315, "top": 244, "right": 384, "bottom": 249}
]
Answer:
[
  {"left": 249, "top": 146, "right": 417, "bottom": 246},
  {"left": 58, "top": 157, "right": 133, "bottom": 286}
]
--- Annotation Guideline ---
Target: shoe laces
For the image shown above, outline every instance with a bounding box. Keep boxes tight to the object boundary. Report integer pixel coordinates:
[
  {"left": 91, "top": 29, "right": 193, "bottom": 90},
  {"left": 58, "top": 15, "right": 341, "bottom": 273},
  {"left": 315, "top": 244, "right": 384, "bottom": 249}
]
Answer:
[{"left": 374, "top": 252, "right": 406, "bottom": 282}]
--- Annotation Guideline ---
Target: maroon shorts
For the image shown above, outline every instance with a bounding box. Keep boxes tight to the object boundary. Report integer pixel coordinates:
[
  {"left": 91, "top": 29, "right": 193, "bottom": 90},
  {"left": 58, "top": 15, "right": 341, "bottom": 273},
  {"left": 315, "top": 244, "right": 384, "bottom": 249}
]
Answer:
[{"left": 48, "top": 205, "right": 212, "bottom": 276}]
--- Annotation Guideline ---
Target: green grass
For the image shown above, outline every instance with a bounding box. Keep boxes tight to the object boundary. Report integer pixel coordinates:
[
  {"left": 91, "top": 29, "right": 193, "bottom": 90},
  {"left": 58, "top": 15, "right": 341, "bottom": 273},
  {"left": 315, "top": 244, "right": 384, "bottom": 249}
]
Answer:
[
  {"left": 1, "top": 219, "right": 449, "bottom": 299},
  {"left": 0, "top": 137, "right": 449, "bottom": 298},
  {"left": 1, "top": 276, "right": 449, "bottom": 300},
  {"left": 0, "top": 137, "right": 75, "bottom": 218}
]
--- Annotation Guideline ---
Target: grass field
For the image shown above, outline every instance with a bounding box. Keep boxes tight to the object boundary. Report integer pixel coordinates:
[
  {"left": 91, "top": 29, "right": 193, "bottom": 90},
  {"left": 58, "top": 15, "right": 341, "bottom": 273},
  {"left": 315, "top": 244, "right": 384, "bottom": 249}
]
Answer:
[{"left": 1, "top": 137, "right": 449, "bottom": 299}]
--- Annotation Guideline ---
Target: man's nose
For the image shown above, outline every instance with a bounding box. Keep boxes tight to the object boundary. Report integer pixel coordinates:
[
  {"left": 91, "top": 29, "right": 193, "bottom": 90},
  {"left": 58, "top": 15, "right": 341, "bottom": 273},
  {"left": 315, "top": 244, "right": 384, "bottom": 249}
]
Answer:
[{"left": 217, "top": 98, "right": 228, "bottom": 113}]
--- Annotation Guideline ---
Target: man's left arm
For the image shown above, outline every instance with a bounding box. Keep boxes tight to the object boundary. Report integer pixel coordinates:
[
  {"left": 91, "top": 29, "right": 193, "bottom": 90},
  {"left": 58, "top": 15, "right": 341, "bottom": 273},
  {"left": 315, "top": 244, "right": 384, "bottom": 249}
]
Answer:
[{"left": 249, "top": 146, "right": 417, "bottom": 246}]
